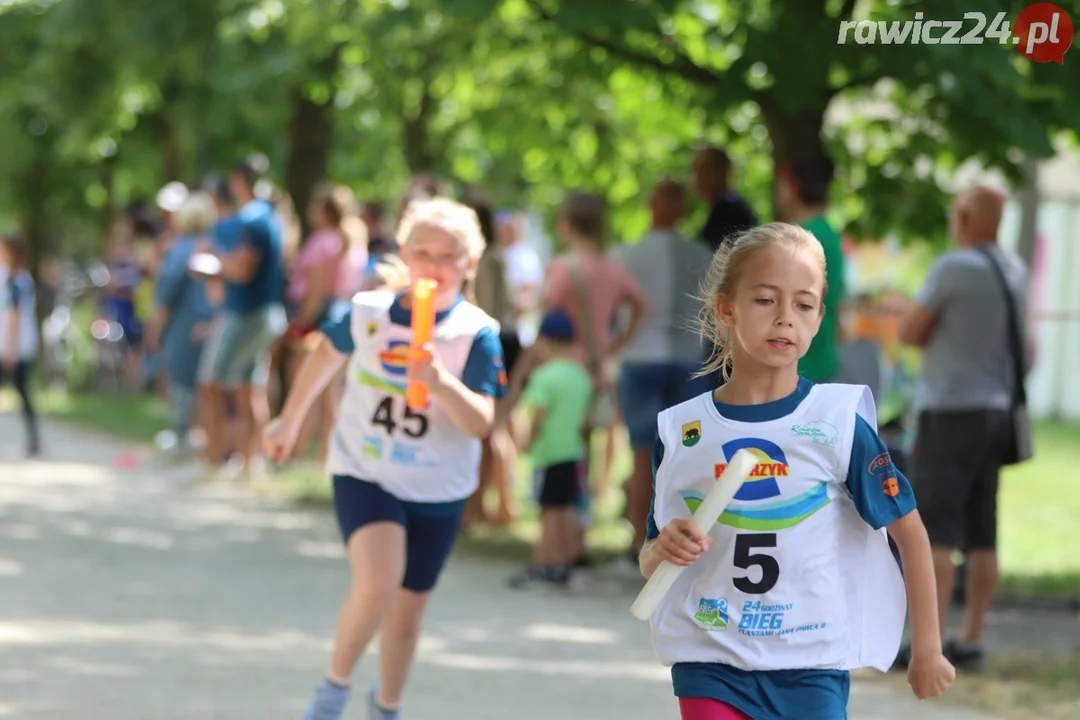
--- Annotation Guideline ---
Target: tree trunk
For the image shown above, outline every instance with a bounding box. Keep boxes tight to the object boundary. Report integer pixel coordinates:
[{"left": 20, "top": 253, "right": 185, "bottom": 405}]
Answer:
[
  {"left": 284, "top": 49, "right": 341, "bottom": 241},
  {"left": 161, "top": 115, "right": 183, "bottom": 184},
  {"left": 1015, "top": 155, "right": 1039, "bottom": 267},
  {"left": 149, "top": 75, "right": 187, "bottom": 184},
  {"left": 99, "top": 153, "right": 117, "bottom": 240},
  {"left": 758, "top": 101, "right": 829, "bottom": 221},
  {"left": 402, "top": 80, "right": 438, "bottom": 175}
]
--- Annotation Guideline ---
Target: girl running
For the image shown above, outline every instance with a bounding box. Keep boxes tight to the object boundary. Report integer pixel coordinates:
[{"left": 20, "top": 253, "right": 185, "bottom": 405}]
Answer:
[
  {"left": 640, "top": 223, "right": 954, "bottom": 719},
  {"left": 263, "top": 198, "right": 506, "bottom": 720}
]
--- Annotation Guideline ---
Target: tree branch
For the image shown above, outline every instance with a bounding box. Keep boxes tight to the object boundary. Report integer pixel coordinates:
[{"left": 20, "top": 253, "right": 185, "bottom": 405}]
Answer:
[
  {"left": 524, "top": 0, "right": 724, "bottom": 87},
  {"left": 840, "top": 0, "right": 858, "bottom": 19},
  {"left": 829, "top": 68, "right": 884, "bottom": 97}
]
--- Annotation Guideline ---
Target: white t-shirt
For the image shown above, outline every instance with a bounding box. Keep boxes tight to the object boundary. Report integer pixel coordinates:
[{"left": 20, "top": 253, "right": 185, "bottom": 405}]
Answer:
[{"left": 499, "top": 240, "right": 544, "bottom": 345}]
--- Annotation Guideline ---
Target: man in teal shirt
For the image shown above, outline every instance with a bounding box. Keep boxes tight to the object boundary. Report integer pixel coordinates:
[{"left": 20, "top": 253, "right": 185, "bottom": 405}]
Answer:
[{"left": 776, "top": 154, "right": 845, "bottom": 383}]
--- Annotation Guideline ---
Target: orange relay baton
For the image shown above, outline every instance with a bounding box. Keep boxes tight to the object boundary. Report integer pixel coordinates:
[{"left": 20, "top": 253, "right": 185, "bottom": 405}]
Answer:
[{"left": 407, "top": 279, "right": 437, "bottom": 410}]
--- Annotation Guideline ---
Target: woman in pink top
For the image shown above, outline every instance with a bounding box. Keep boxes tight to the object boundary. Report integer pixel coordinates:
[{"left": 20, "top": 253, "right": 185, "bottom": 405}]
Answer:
[
  {"left": 287, "top": 183, "right": 368, "bottom": 335},
  {"left": 285, "top": 183, "right": 368, "bottom": 461}
]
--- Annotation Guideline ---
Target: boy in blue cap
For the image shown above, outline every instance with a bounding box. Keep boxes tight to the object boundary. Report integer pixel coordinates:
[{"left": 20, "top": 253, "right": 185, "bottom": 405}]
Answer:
[{"left": 509, "top": 309, "right": 593, "bottom": 588}]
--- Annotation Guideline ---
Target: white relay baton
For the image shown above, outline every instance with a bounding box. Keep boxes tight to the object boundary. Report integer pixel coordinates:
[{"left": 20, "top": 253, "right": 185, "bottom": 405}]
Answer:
[{"left": 629, "top": 448, "right": 757, "bottom": 621}]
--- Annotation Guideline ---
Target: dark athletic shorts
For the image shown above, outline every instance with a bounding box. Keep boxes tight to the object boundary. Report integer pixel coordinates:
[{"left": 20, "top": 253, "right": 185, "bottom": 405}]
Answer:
[
  {"left": 533, "top": 461, "right": 582, "bottom": 509},
  {"left": 332, "top": 475, "right": 465, "bottom": 592},
  {"left": 909, "top": 409, "right": 1011, "bottom": 551},
  {"left": 499, "top": 330, "right": 522, "bottom": 376}
]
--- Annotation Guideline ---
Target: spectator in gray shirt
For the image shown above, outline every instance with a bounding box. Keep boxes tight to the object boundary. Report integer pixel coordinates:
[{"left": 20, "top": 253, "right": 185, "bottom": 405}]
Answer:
[
  {"left": 614, "top": 179, "right": 716, "bottom": 560},
  {"left": 896, "top": 185, "right": 1029, "bottom": 672}
]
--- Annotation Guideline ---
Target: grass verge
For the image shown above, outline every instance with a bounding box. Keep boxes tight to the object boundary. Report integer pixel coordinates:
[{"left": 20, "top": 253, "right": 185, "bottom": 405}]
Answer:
[
  {"left": 9, "top": 388, "right": 170, "bottom": 444},
  {"left": 997, "top": 421, "right": 1080, "bottom": 603},
  {"left": 865, "top": 653, "right": 1080, "bottom": 720}
]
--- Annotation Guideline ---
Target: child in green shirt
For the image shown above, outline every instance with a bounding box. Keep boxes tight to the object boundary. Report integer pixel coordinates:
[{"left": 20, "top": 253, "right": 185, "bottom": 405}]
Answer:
[{"left": 509, "top": 309, "right": 593, "bottom": 588}]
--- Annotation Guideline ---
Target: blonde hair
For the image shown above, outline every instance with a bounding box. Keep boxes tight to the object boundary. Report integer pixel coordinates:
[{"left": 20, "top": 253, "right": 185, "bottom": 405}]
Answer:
[
  {"left": 396, "top": 197, "right": 485, "bottom": 260},
  {"left": 175, "top": 191, "right": 218, "bottom": 235},
  {"left": 370, "top": 197, "right": 483, "bottom": 296},
  {"left": 696, "top": 222, "right": 827, "bottom": 380}
]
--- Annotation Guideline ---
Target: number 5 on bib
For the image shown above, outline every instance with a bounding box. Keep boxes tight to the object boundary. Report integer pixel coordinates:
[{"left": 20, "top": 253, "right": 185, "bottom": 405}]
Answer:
[
  {"left": 629, "top": 449, "right": 756, "bottom": 621},
  {"left": 407, "top": 278, "right": 437, "bottom": 411}
]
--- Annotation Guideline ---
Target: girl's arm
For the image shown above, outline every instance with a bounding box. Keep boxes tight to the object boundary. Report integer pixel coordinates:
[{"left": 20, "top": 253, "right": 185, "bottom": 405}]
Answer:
[
  {"left": 429, "top": 370, "right": 496, "bottom": 439},
  {"left": 887, "top": 510, "right": 943, "bottom": 659},
  {"left": 640, "top": 524, "right": 711, "bottom": 579},
  {"left": 295, "top": 263, "right": 334, "bottom": 330},
  {"left": 279, "top": 335, "right": 348, "bottom": 427},
  {"left": 412, "top": 328, "right": 504, "bottom": 438},
  {"left": 500, "top": 343, "right": 539, "bottom": 417},
  {"left": 639, "top": 539, "right": 663, "bottom": 579}
]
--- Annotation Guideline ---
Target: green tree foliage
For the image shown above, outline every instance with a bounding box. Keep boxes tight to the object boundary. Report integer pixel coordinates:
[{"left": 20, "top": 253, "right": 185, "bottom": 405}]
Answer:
[{"left": 0, "top": 0, "right": 1076, "bottom": 265}]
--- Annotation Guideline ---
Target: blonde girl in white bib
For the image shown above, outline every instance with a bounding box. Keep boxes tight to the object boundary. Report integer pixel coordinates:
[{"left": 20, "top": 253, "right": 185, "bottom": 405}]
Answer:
[
  {"left": 638, "top": 223, "right": 955, "bottom": 720},
  {"left": 263, "top": 199, "right": 506, "bottom": 720}
]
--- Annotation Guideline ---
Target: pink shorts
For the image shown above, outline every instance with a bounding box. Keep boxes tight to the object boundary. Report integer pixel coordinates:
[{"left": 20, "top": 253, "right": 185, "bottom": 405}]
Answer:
[{"left": 679, "top": 697, "right": 753, "bottom": 720}]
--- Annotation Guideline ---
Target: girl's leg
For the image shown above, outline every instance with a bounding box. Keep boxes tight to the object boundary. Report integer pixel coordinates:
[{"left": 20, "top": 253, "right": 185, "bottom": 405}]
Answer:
[
  {"left": 488, "top": 423, "right": 517, "bottom": 525},
  {"left": 678, "top": 697, "right": 753, "bottom": 720},
  {"left": 233, "top": 385, "right": 254, "bottom": 464},
  {"left": 328, "top": 521, "right": 407, "bottom": 682},
  {"left": 198, "top": 383, "right": 225, "bottom": 464},
  {"left": 539, "top": 505, "right": 577, "bottom": 575},
  {"left": 375, "top": 588, "right": 431, "bottom": 709},
  {"left": 288, "top": 345, "right": 317, "bottom": 459},
  {"left": 536, "top": 507, "right": 556, "bottom": 566},
  {"left": 14, "top": 361, "right": 40, "bottom": 456},
  {"left": 375, "top": 504, "right": 463, "bottom": 710},
  {"left": 596, "top": 417, "right": 621, "bottom": 502},
  {"left": 304, "top": 480, "right": 408, "bottom": 720}
]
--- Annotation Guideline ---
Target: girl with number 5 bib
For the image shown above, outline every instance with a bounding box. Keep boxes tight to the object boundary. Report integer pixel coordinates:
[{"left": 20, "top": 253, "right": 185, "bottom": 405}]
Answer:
[
  {"left": 264, "top": 198, "right": 506, "bottom": 720},
  {"left": 639, "top": 223, "right": 955, "bottom": 720}
]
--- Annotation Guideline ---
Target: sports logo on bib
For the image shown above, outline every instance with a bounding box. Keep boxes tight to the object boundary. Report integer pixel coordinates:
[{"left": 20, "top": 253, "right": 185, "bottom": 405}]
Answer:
[
  {"left": 358, "top": 339, "right": 411, "bottom": 395},
  {"left": 680, "top": 437, "right": 830, "bottom": 531},
  {"left": 694, "top": 597, "right": 729, "bottom": 632},
  {"left": 379, "top": 340, "right": 411, "bottom": 376},
  {"left": 681, "top": 421, "right": 702, "bottom": 447}
]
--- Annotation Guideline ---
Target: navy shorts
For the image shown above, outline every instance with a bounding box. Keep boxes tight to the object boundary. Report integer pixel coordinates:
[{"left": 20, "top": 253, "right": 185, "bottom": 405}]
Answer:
[
  {"left": 332, "top": 475, "right": 466, "bottom": 592},
  {"left": 534, "top": 461, "right": 581, "bottom": 508},
  {"left": 618, "top": 362, "right": 714, "bottom": 451}
]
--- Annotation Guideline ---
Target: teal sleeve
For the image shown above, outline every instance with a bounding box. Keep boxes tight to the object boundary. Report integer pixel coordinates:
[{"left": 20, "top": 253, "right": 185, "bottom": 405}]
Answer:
[
  {"left": 847, "top": 416, "right": 916, "bottom": 529},
  {"left": 320, "top": 308, "right": 355, "bottom": 353},
  {"left": 461, "top": 326, "right": 507, "bottom": 398}
]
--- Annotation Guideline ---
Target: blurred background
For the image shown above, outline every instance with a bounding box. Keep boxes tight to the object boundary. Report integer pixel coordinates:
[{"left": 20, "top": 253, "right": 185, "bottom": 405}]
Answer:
[{"left": 0, "top": 0, "right": 1078, "bottom": 718}]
